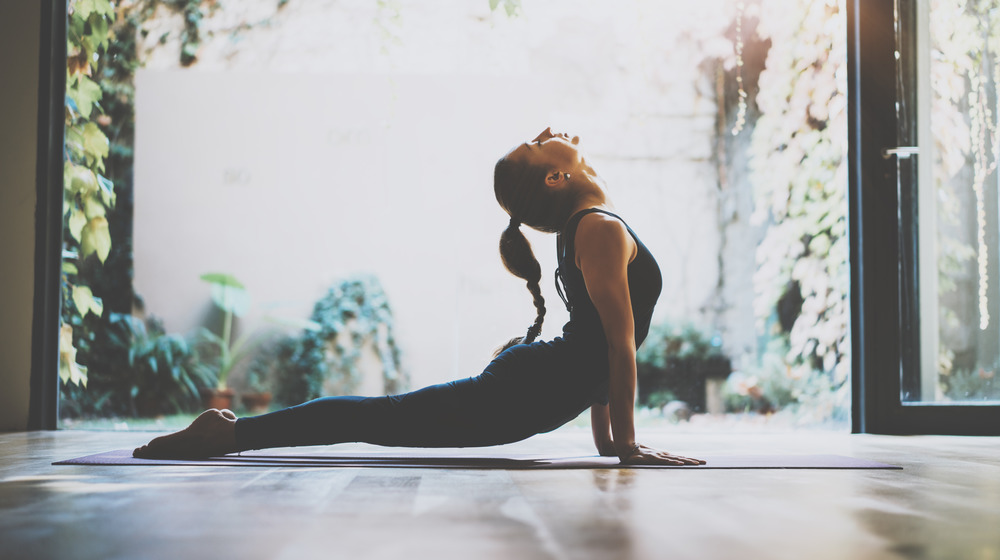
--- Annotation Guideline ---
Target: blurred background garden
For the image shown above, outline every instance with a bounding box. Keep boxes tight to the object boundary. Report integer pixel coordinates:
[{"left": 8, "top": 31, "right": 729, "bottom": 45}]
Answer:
[
  {"left": 62, "top": 0, "right": 998, "bottom": 433},
  {"left": 59, "top": 0, "right": 853, "bottom": 431}
]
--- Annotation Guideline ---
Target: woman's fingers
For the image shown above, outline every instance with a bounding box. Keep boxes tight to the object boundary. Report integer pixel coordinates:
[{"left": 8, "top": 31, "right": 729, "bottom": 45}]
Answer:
[
  {"left": 659, "top": 453, "right": 705, "bottom": 465},
  {"left": 625, "top": 445, "right": 706, "bottom": 466},
  {"left": 640, "top": 454, "right": 685, "bottom": 466}
]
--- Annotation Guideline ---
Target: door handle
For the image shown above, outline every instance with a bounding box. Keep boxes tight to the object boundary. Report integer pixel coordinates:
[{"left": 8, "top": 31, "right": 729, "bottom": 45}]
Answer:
[{"left": 881, "top": 146, "right": 920, "bottom": 159}]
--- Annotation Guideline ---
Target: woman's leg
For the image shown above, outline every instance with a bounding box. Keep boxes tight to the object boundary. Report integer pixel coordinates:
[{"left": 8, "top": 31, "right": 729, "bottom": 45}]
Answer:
[
  {"left": 134, "top": 372, "right": 529, "bottom": 458},
  {"left": 234, "top": 377, "right": 530, "bottom": 451},
  {"left": 133, "top": 340, "right": 596, "bottom": 458}
]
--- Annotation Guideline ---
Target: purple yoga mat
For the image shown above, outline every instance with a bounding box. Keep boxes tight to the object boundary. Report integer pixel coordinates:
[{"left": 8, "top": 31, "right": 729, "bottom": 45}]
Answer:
[{"left": 55, "top": 449, "right": 901, "bottom": 469}]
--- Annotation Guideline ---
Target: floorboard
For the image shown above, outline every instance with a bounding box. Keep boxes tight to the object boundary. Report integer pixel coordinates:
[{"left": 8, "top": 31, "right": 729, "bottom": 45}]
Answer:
[{"left": 1, "top": 428, "right": 997, "bottom": 559}]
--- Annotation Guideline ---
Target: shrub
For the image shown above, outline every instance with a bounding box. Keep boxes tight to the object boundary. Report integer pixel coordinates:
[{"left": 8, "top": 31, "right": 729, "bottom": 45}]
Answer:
[
  {"left": 274, "top": 275, "right": 407, "bottom": 405},
  {"left": 61, "top": 313, "right": 215, "bottom": 418},
  {"left": 636, "top": 323, "right": 731, "bottom": 412},
  {"left": 722, "top": 338, "right": 849, "bottom": 424}
]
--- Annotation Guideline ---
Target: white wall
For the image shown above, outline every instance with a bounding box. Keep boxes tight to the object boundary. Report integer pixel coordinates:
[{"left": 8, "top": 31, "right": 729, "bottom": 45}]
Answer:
[
  {"left": 0, "top": 0, "right": 41, "bottom": 431},
  {"left": 132, "top": 0, "right": 734, "bottom": 390}
]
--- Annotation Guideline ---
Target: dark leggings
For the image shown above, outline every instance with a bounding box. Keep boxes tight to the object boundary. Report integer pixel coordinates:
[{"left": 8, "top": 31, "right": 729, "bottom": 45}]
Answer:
[{"left": 234, "top": 338, "right": 605, "bottom": 451}]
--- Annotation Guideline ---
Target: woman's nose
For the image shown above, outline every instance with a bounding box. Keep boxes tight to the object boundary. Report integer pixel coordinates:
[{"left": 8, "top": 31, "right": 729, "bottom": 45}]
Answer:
[{"left": 532, "top": 127, "right": 554, "bottom": 143}]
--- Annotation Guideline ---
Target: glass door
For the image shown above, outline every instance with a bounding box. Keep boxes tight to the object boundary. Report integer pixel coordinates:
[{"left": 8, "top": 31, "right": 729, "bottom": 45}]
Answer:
[
  {"left": 901, "top": 0, "right": 1000, "bottom": 406},
  {"left": 899, "top": 0, "right": 1000, "bottom": 408},
  {"left": 850, "top": 0, "right": 1000, "bottom": 434}
]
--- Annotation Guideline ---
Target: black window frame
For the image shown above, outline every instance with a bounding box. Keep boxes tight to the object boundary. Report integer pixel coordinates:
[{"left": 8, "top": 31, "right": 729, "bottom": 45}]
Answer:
[
  {"left": 29, "top": 0, "right": 66, "bottom": 430},
  {"left": 848, "top": 0, "right": 1000, "bottom": 435}
]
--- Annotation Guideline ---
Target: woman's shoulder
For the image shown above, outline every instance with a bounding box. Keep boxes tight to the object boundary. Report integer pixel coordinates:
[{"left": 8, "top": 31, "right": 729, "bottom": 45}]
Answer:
[
  {"left": 574, "top": 211, "right": 636, "bottom": 263},
  {"left": 576, "top": 210, "right": 629, "bottom": 239}
]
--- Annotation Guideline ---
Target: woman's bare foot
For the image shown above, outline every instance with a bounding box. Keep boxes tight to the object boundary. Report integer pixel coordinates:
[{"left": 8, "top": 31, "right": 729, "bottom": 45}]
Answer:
[{"left": 133, "top": 409, "right": 239, "bottom": 459}]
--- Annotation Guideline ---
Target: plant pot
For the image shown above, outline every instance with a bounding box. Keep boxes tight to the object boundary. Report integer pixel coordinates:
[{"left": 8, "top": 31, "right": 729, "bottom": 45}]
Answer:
[
  {"left": 240, "top": 391, "right": 272, "bottom": 414},
  {"left": 201, "top": 388, "right": 234, "bottom": 411}
]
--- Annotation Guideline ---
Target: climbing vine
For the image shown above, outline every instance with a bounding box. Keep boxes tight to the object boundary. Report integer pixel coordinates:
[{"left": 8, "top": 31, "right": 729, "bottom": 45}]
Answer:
[
  {"left": 747, "top": 0, "right": 850, "bottom": 414},
  {"left": 62, "top": 0, "right": 118, "bottom": 388},
  {"left": 61, "top": 0, "right": 221, "bottom": 405}
]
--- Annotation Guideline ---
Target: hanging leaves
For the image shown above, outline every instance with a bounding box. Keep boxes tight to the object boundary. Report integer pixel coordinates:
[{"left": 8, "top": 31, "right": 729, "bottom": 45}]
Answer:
[
  {"left": 749, "top": 1, "right": 850, "bottom": 395},
  {"left": 72, "top": 285, "right": 105, "bottom": 319},
  {"left": 61, "top": 0, "right": 118, "bottom": 390},
  {"left": 81, "top": 216, "right": 112, "bottom": 263},
  {"left": 488, "top": 0, "right": 521, "bottom": 17},
  {"left": 59, "top": 324, "right": 89, "bottom": 388},
  {"left": 67, "top": 75, "right": 103, "bottom": 119}
]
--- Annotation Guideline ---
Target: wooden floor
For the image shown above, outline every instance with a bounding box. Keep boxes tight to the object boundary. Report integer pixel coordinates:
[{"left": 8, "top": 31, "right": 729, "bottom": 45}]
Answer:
[{"left": 1, "top": 427, "right": 998, "bottom": 560}]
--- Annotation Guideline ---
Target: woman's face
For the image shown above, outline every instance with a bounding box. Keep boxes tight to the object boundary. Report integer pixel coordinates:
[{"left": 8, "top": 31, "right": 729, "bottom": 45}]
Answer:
[{"left": 509, "top": 127, "right": 583, "bottom": 174}]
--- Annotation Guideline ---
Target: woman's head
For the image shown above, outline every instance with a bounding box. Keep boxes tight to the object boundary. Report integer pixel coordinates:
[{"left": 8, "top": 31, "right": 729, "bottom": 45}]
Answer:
[
  {"left": 494, "top": 127, "right": 599, "bottom": 233},
  {"left": 492, "top": 127, "right": 603, "bottom": 355}
]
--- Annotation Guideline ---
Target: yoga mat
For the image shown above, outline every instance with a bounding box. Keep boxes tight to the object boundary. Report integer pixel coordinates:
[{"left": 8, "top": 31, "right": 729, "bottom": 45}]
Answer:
[{"left": 55, "top": 449, "right": 901, "bottom": 470}]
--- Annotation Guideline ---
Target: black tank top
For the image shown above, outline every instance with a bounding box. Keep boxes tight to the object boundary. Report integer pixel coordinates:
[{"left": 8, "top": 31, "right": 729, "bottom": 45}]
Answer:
[{"left": 555, "top": 208, "right": 662, "bottom": 349}]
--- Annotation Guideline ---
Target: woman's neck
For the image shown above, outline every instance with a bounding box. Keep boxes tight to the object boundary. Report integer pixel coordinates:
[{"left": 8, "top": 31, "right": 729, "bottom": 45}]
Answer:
[{"left": 568, "top": 187, "right": 610, "bottom": 218}]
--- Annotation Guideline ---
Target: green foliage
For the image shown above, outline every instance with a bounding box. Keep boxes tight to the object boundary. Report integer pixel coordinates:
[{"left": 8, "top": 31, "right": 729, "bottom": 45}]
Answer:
[
  {"left": 244, "top": 341, "right": 278, "bottom": 394},
  {"left": 60, "top": 0, "right": 273, "bottom": 416},
  {"left": 642, "top": 390, "right": 678, "bottom": 411},
  {"left": 134, "top": 0, "right": 218, "bottom": 65},
  {"left": 201, "top": 272, "right": 251, "bottom": 315},
  {"left": 62, "top": 0, "right": 151, "bottom": 412},
  {"left": 636, "top": 323, "right": 730, "bottom": 411},
  {"left": 61, "top": 0, "right": 118, "bottom": 389},
  {"left": 747, "top": 1, "right": 850, "bottom": 415},
  {"left": 721, "top": 338, "right": 849, "bottom": 424},
  {"left": 60, "top": 313, "right": 215, "bottom": 418},
  {"left": 274, "top": 275, "right": 407, "bottom": 405},
  {"left": 942, "top": 367, "right": 1000, "bottom": 401},
  {"left": 952, "top": 369, "right": 1000, "bottom": 400},
  {"left": 489, "top": 0, "right": 522, "bottom": 18},
  {"left": 192, "top": 273, "right": 255, "bottom": 390},
  {"left": 638, "top": 323, "right": 727, "bottom": 366}
]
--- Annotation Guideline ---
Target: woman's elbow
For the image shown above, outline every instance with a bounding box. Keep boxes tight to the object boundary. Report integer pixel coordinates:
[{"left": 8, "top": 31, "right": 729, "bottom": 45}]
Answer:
[{"left": 605, "top": 336, "right": 636, "bottom": 357}]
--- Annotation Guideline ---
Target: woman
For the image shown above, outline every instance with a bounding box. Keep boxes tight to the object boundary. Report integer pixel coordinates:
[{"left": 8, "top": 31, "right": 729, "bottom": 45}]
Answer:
[{"left": 134, "top": 127, "right": 704, "bottom": 466}]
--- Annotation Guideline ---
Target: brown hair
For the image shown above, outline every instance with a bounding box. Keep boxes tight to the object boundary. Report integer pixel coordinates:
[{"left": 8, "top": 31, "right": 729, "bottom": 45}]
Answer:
[{"left": 492, "top": 153, "right": 575, "bottom": 356}]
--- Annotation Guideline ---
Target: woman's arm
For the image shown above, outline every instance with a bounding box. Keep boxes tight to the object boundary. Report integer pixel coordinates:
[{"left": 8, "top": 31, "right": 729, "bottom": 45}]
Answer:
[
  {"left": 590, "top": 404, "right": 616, "bottom": 456},
  {"left": 576, "top": 214, "right": 704, "bottom": 466},
  {"left": 575, "top": 214, "right": 637, "bottom": 460}
]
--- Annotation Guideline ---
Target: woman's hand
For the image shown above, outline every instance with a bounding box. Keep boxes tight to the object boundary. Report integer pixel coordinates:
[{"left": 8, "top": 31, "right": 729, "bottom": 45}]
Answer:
[
  {"left": 619, "top": 443, "right": 705, "bottom": 466},
  {"left": 591, "top": 404, "right": 617, "bottom": 456}
]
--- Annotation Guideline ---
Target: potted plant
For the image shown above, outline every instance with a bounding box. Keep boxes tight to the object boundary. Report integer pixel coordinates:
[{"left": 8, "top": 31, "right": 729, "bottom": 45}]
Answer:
[
  {"left": 105, "top": 313, "right": 215, "bottom": 417},
  {"left": 194, "top": 272, "right": 254, "bottom": 410},
  {"left": 636, "top": 322, "right": 731, "bottom": 413},
  {"left": 273, "top": 275, "right": 407, "bottom": 406},
  {"left": 240, "top": 342, "right": 276, "bottom": 413}
]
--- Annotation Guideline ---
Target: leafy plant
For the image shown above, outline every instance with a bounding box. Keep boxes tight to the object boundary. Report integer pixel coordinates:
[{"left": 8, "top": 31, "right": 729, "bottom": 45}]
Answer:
[
  {"left": 636, "top": 322, "right": 730, "bottom": 411},
  {"left": 274, "top": 275, "right": 407, "bottom": 405},
  {"left": 192, "top": 273, "right": 254, "bottom": 391},
  {"left": 60, "top": 0, "right": 118, "bottom": 389},
  {"left": 488, "top": 0, "right": 522, "bottom": 18},
  {"left": 122, "top": 314, "right": 216, "bottom": 415},
  {"left": 243, "top": 338, "right": 281, "bottom": 394},
  {"left": 723, "top": 338, "right": 849, "bottom": 424},
  {"left": 942, "top": 368, "right": 1000, "bottom": 401},
  {"left": 746, "top": 0, "right": 850, "bottom": 414},
  {"left": 60, "top": 313, "right": 214, "bottom": 418}
]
